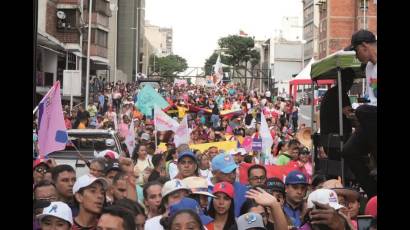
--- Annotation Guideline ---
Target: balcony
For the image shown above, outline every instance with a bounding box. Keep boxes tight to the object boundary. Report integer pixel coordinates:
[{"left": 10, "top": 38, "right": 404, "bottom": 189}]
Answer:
[
  {"left": 84, "top": 12, "right": 109, "bottom": 29},
  {"left": 83, "top": 44, "right": 107, "bottom": 58}
]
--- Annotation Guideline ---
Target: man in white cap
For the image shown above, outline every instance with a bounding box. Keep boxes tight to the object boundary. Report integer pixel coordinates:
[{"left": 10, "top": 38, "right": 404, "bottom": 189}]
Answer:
[
  {"left": 37, "top": 201, "right": 73, "bottom": 230},
  {"left": 144, "top": 179, "right": 191, "bottom": 230},
  {"left": 72, "top": 174, "right": 108, "bottom": 230}
]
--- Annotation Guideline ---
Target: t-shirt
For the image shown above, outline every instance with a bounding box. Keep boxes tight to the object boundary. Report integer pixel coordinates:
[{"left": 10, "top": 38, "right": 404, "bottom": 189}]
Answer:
[
  {"left": 319, "top": 85, "right": 352, "bottom": 136},
  {"left": 276, "top": 154, "right": 291, "bottom": 166},
  {"left": 145, "top": 215, "right": 163, "bottom": 230},
  {"left": 283, "top": 202, "right": 303, "bottom": 228},
  {"left": 71, "top": 219, "right": 97, "bottom": 230},
  {"left": 177, "top": 106, "right": 189, "bottom": 119},
  {"left": 365, "top": 62, "right": 377, "bottom": 106},
  {"left": 233, "top": 181, "right": 248, "bottom": 217}
]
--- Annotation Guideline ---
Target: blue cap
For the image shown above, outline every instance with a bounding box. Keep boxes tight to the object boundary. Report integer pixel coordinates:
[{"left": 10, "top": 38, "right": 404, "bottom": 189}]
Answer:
[
  {"left": 178, "top": 150, "right": 196, "bottom": 162},
  {"left": 169, "top": 198, "right": 214, "bottom": 225},
  {"left": 211, "top": 153, "right": 238, "bottom": 174},
  {"left": 285, "top": 170, "right": 308, "bottom": 185}
]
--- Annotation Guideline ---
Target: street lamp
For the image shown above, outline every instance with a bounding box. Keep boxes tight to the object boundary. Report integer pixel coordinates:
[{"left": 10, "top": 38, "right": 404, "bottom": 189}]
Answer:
[
  {"left": 110, "top": 2, "right": 118, "bottom": 83},
  {"left": 85, "top": 0, "right": 93, "bottom": 107}
]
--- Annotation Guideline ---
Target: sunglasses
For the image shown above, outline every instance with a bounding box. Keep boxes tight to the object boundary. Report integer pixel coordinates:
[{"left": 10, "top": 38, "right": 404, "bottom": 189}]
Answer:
[{"left": 35, "top": 167, "right": 48, "bottom": 174}]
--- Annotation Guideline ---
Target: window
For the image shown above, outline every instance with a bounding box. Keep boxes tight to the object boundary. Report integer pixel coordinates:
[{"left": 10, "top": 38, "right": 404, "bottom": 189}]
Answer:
[
  {"left": 57, "top": 9, "right": 78, "bottom": 31},
  {"left": 91, "top": 29, "right": 108, "bottom": 47},
  {"left": 359, "top": 0, "right": 369, "bottom": 10}
]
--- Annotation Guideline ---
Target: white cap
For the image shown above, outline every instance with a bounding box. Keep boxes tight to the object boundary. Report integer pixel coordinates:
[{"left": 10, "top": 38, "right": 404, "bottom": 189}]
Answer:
[
  {"left": 73, "top": 174, "right": 108, "bottom": 194},
  {"left": 229, "top": 148, "right": 247, "bottom": 156},
  {"left": 162, "top": 179, "right": 191, "bottom": 198},
  {"left": 307, "top": 188, "right": 344, "bottom": 210},
  {"left": 182, "top": 176, "right": 215, "bottom": 198},
  {"left": 37, "top": 201, "right": 73, "bottom": 226}
]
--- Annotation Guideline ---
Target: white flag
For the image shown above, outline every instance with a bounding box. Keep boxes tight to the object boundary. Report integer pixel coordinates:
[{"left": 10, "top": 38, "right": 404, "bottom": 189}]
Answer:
[
  {"left": 213, "top": 54, "right": 223, "bottom": 85},
  {"left": 154, "top": 106, "right": 180, "bottom": 132},
  {"left": 260, "top": 112, "right": 273, "bottom": 152},
  {"left": 125, "top": 119, "right": 136, "bottom": 156},
  {"left": 174, "top": 115, "right": 189, "bottom": 147}
]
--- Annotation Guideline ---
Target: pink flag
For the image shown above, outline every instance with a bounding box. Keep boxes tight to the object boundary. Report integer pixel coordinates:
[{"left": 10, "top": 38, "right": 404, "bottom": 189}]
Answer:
[
  {"left": 174, "top": 115, "right": 189, "bottom": 147},
  {"left": 37, "top": 81, "right": 68, "bottom": 156},
  {"left": 154, "top": 106, "right": 179, "bottom": 132},
  {"left": 125, "top": 119, "right": 136, "bottom": 156}
]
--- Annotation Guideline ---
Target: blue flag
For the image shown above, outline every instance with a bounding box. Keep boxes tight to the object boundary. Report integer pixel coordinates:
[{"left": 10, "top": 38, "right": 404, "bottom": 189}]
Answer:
[{"left": 136, "top": 85, "right": 169, "bottom": 117}]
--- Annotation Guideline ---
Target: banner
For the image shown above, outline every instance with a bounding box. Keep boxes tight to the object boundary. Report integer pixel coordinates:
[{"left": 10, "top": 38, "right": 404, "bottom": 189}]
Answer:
[
  {"left": 239, "top": 161, "right": 305, "bottom": 184},
  {"left": 189, "top": 141, "right": 237, "bottom": 153},
  {"left": 136, "top": 84, "right": 169, "bottom": 117},
  {"left": 213, "top": 54, "right": 223, "bottom": 85},
  {"left": 37, "top": 81, "right": 68, "bottom": 156},
  {"left": 154, "top": 106, "right": 179, "bottom": 132},
  {"left": 252, "top": 137, "right": 262, "bottom": 152},
  {"left": 174, "top": 115, "right": 190, "bottom": 147},
  {"left": 174, "top": 79, "right": 188, "bottom": 87}
]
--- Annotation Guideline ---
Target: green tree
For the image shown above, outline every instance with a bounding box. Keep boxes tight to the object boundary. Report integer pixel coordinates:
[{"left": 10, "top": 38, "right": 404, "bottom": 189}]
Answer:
[
  {"left": 150, "top": 54, "right": 188, "bottom": 78},
  {"left": 218, "top": 35, "right": 259, "bottom": 68}
]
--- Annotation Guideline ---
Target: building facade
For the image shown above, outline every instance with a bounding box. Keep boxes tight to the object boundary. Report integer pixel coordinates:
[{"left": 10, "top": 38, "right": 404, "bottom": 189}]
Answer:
[
  {"left": 318, "top": 0, "right": 377, "bottom": 59},
  {"left": 303, "top": 0, "right": 320, "bottom": 65},
  {"left": 36, "top": 0, "right": 112, "bottom": 102}
]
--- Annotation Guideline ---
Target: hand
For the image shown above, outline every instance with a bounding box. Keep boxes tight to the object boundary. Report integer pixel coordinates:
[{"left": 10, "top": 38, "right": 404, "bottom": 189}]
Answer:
[
  {"left": 246, "top": 187, "right": 280, "bottom": 208},
  {"left": 309, "top": 201, "right": 345, "bottom": 230}
]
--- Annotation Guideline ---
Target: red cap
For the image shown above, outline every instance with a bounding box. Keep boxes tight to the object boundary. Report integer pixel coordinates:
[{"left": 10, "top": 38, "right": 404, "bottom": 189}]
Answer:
[
  {"left": 104, "top": 151, "right": 116, "bottom": 160},
  {"left": 365, "top": 196, "right": 377, "bottom": 217},
  {"left": 33, "top": 159, "right": 48, "bottom": 170},
  {"left": 213, "top": 182, "right": 235, "bottom": 199}
]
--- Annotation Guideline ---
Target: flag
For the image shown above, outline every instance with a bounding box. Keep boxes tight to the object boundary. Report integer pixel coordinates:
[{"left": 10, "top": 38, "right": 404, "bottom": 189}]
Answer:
[
  {"left": 154, "top": 106, "right": 180, "bottom": 132},
  {"left": 125, "top": 119, "right": 136, "bottom": 156},
  {"left": 37, "top": 81, "right": 68, "bottom": 156},
  {"left": 136, "top": 84, "right": 169, "bottom": 117},
  {"left": 260, "top": 112, "right": 273, "bottom": 153},
  {"left": 174, "top": 115, "right": 189, "bottom": 147},
  {"left": 213, "top": 54, "right": 223, "bottom": 85}
]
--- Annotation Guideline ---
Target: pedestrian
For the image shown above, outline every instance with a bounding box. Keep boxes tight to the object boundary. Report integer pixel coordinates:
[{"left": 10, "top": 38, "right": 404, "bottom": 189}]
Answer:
[
  {"left": 283, "top": 170, "right": 308, "bottom": 228},
  {"left": 72, "top": 174, "right": 108, "bottom": 230},
  {"left": 144, "top": 179, "right": 190, "bottom": 230},
  {"left": 33, "top": 159, "right": 51, "bottom": 185},
  {"left": 175, "top": 150, "right": 199, "bottom": 179},
  {"left": 211, "top": 153, "right": 248, "bottom": 217},
  {"left": 89, "top": 158, "right": 106, "bottom": 178},
  {"left": 97, "top": 205, "right": 136, "bottom": 230},
  {"left": 343, "top": 29, "right": 377, "bottom": 198},
  {"left": 206, "top": 182, "right": 237, "bottom": 230},
  {"left": 50, "top": 165, "right": 76, "bottom": 208},
  {"left": 165, "top": 209, "right": 205, "bottom": 230},
  {"left": 143, "top": 181, "right": 163, "bottom": 219},
  {"left": 37, "top": 201, "right": 73, "bottom": 230},
  {"left": 247, "top": 164, "right": 267, "bottom": 188},
  {"left": 183, "top": 176, "right": 215, "bottom": 214}
]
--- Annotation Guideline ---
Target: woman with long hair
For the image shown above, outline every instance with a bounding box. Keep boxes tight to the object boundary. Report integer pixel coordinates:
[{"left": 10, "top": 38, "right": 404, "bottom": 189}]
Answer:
[{"left": 206, "top": 182, "right": 236, "bottom": 230}]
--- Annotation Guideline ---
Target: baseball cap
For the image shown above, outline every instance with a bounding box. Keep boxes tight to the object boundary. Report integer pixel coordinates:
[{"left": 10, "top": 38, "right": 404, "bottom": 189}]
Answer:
[
  {"left": 169, "top": 198, "right": 214, "bottom": 225},
  {"left": 178, "top": 150, "right": 197, "bottom": 162},
  {"left": 365, "top": 196, "right": 377, "bottom": 217},
  {"left": 236, "top": 212, "right": 266, "bottom": 230},
  {"left": 321, "top": 179, "right": 360, "bottom": 202},
  {"left": 211, "top": 153, "right": 238, "bottom": 174},
  {"left": 161, "top": 179, "right": 191, "bottom": 198},
  {"left": 73, "top": 174, "right": 108, "bottom": 194},
  {"left": 105, "top": 159, "right": 121, "bottom": 174},
  {"left": 346, "top": 29, "right": 376, "bottom": 51},
  {"left": 33, "top": 159, "right": 50, "bottom": 170},
  {"left": 37, "top": 201, "right": 73, "bottom": 226},
  {"left": 307, "top": 188, "right": 344, "bottom": 210},
  {"left": 182, "top": 176, "right": 215, "bottom": 198},
  {"left": 95, "top": 149, "right": 119, "bottom": 160},
  {"left": 212, "top": 182, "right": 234, "bottom": 199},
  {"left": 266, "top": 177, "right": 285, "bottom": 195},
  {"left": 285, "top": 170, "right": 308, "bottom": 185}
]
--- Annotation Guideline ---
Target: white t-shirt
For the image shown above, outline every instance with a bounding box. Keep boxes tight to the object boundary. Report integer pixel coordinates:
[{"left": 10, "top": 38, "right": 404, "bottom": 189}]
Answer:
[
  {"left": 145, "top": 215, "right": 163, "bottom": 230},
  {"left": 365, "top": 62, "right": 377, "bottom": 106},
  {"left": 199, "top": 168, "right": 213, "bottom": 185}
]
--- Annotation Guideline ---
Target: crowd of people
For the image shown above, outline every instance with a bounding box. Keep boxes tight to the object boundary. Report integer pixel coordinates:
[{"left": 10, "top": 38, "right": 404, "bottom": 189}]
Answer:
[{"left": 33, "top": 30, "right": 377, "bottom": 230}]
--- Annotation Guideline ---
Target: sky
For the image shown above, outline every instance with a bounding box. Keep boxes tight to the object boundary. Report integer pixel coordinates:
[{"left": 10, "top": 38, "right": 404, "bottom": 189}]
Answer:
[{"left": 145, "top": 0, "right": 303, "bottom": 67}]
